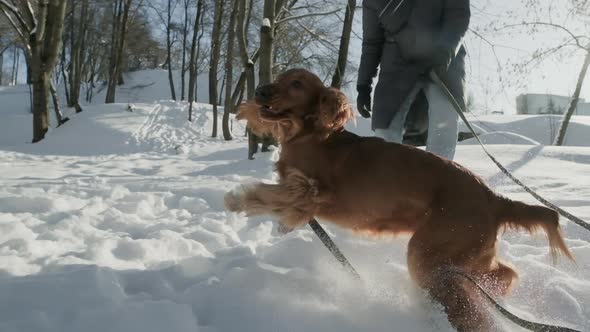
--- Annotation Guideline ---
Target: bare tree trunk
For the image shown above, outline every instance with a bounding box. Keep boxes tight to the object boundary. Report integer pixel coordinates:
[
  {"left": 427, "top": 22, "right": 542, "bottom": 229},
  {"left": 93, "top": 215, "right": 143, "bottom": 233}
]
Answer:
[
  {"left": 222, "top": 0, "right": 239, "bottom": 141},
  {"left": 32, "top": 71, "right": 50, "bottom": 142},
  {"left": 50, "top": 80, "right": 69, "bottom": 126},
  {"left": 231, "top": 72, "right": 247, "bottom": 106},
  {"left": 86, "top": 56, "right": 97, "bottom": 103},
  {"left": 166, "top": 0, "right": 177, "bottom": 101},
  {"left": 259, "top": 0, "right": 276, "bottom": 86},
  {"left": 187, "top": 0, "right": 204, "bottom": 122},
  {"left": 236, "top": 0, "right": 256, "bottom": 102},
  {"left": 60, "top": 45, "right": 71, "bottom": 106},
  {"left": 68, "top": 0, "right": 88, "bottom": 113},
  {"left": 11, "top": 45, "right": 19, "bottom": 85},
  {"left": 67, "top": 0, "right": 76, "bottom": 106},
  {"left": 209, "top": 0, "right": 225, "bottom": 138},
  {"left": 105, "top": 0, "right": 122, "bottom": 103},
  {"left": 105, "top": 0, "right": 132, "bottom": 103},
  {"left": 247, "top": 0, "right": 279, "bottom": 158},
  {"left": 330, "top": 0, "right": 356, "bottom": 88},
  {"left": 20, "top": 2, "right": 66, "bottom": 141},
  {"left": 554, "top": 49, "right": 590, "bottom": 146},
  {"left": 118, "top": 68, "right": 125, "bottom": 85},
  {"left": 180, "top": 0, "right": 190, "bottom": 101},
  {"left": 24, "top": 0, "right": 68, "bottom": 142},
  {"left": 218, "top": 72, "right": 225, "bottom": 106},
  {"left": 231, "top": 57, "right": 267, "bottom": 107},
  {"left": 24, "top": 48, "right": 32, "bottom": 85},
  {"left": 194, "top": 5, "right": 205, "bottom": 102}
]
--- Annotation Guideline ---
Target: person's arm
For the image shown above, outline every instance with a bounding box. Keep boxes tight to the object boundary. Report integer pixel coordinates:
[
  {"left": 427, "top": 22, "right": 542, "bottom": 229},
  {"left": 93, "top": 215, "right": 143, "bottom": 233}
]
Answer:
[
  {"left": 357, "top": 1, "right": 385, "bottom": 89},
  {"left": 434, "top": 0, "right": 470, "bottom": 67}
]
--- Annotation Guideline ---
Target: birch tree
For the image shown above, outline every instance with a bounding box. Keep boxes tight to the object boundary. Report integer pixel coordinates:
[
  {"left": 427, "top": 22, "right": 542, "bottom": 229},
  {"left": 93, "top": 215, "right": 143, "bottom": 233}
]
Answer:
[{"left": 0, "top": 0, "right": 68, "bottom": 142}]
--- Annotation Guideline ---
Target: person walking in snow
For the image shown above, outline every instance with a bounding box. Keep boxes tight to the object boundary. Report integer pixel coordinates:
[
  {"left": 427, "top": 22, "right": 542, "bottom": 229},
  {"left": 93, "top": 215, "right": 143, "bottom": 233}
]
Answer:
[{"left": 356, "top": 0, "right": 470, "bottom": 160}]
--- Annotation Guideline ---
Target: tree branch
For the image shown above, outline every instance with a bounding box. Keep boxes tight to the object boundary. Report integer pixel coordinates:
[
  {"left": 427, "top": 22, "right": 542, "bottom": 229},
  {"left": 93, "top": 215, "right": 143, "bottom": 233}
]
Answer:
[
  {"left": 276, "top": 8, "right": 341, "bottom": 25},
  {"left": 499, "top": 21, "right": 588, "bottom": 50},
  {"left": 293, "top": 20, "right": 339, "bottom": 53},
  {"left": 23, "top": 0, "right": 37, "bottom": 28},
  {"left": 468, "top": 28, "right": 503, "bottom": 70},
  {"left": 0, "top": 0, "right": 17, "bottom": 14},
  {"left": 520, "top": 40, "right": 575, "bottom": 70},
  {"left": 35, "top": 0, "right": 49, "bottom": 42},
  {"left": 0, "top": 43, "right": 12, "bottom": 55},
  {"left": 0, "top": 7, "right": 27, "bottom": 43},
  {"left": 0, "top": 0, "right": 32, "bottom": 35}
]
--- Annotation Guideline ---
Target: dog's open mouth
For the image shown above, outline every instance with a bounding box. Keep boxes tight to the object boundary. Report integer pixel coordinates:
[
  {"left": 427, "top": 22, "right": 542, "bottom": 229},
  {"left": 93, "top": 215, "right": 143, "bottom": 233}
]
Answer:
[{"left": 259, "top": 105, "right": 288, "bottom": 120}]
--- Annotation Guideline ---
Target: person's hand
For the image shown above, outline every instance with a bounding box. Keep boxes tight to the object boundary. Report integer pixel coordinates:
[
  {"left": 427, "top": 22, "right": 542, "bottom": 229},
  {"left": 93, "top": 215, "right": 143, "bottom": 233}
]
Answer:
[{"left": 356, "top": 85, "right": 372, "bottom": 118}]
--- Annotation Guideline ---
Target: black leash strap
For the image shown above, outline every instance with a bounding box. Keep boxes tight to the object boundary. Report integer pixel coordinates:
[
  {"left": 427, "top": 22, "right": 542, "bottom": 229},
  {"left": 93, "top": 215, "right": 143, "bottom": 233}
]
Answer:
[
  {"left": 429, "top": 71, "right": 590, "bottom": 232},
  {"left": 308, "top": 219, "right": 361, "bottom": 279}
]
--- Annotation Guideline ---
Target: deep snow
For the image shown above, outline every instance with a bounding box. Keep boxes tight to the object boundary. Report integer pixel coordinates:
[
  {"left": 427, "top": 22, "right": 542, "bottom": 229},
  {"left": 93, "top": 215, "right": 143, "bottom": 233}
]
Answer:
[{"left": 0, "top": 74, "right": 589, "bottom": 332}]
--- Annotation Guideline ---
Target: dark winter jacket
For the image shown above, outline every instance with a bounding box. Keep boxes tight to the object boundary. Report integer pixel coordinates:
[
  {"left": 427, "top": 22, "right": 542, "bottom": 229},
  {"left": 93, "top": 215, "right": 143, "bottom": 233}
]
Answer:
[{"left": 357, "top": 0, "right": 470, "bottom": 129}]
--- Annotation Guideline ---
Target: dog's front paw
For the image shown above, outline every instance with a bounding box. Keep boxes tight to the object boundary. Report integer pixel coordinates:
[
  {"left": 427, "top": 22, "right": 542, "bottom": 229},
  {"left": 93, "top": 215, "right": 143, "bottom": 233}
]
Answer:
[{"left": 224, "top": 191, "right": 244, "bottom": 212}]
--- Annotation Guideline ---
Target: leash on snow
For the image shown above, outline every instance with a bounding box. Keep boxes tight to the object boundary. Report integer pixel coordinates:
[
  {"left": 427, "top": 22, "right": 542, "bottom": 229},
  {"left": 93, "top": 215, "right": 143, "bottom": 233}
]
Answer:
[
  {"left": 456, "top": 271, "right": 582, "bottom": 332},
  {"left": 308, "top": 219, "right": 361, "bottom": 279},
  {"left": 304, "top": 71, "right": 587, "bottom": 332},
  {"left": 429, "top": 71, "right": 590, "bottom": 232}
]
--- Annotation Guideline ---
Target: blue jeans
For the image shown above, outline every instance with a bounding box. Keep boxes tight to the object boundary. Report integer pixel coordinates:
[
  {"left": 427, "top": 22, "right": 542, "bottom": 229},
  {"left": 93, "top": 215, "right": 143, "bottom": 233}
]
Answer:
[{"left": 374, "top": 81, "right": 458, "bottom": 160}]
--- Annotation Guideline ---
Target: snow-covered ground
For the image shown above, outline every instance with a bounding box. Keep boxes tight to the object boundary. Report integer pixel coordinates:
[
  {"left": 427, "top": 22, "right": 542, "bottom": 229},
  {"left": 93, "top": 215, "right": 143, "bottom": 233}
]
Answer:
[{"left": 0, "top": 76, "right": 589, "bottom": 332}]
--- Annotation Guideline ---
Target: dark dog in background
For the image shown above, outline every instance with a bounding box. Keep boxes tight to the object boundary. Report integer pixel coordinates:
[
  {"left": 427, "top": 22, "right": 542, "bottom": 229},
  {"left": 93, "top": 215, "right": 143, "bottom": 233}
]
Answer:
[{"left": 247, "top": 129, "right": 276, "bottom": 160}]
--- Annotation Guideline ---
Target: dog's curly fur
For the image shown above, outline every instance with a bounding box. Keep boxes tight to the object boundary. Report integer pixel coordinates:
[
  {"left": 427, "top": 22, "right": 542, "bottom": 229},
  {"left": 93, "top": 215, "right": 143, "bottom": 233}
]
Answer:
[{"left": 226, "top": 68, "right": 573, "bottom": 331}]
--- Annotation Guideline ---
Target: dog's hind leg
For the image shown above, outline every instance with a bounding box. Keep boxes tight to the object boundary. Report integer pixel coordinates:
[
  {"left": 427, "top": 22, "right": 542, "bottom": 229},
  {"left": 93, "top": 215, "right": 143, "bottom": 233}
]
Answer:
[
  {"left": 425, "top": 268, "right": 493, "bottom": 332},
  {"left": 472, "top": 260, "right": 518, "bottom": 297},
  {"left": 407, "top": 223, "right": 497, "bottom": 331}
]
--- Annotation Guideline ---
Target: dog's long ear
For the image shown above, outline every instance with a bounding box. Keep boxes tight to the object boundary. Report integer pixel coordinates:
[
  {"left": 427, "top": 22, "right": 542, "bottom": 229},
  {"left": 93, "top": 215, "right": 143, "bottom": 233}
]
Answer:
[
  {"left": 236, "top": 101, "right": 273, "bottom": 137},
  {"left": 317, "top": 87, "right": 353, "bottom": 133},
  {"left": 236, "top": 101, "right": 302, "bottom": 143}
]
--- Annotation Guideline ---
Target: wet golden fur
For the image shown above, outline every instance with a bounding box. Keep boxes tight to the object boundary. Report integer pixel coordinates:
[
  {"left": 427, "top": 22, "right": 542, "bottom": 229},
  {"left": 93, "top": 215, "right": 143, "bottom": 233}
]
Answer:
[{"left": 226, "top": 68, "right": 573, "bottom": 331}]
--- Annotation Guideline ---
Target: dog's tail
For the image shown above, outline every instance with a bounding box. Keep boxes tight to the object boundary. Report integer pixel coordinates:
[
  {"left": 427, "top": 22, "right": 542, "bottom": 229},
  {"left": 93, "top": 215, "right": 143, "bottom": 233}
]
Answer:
[{"left": 496, "top": 197, "right": 573, "bottom": 262}]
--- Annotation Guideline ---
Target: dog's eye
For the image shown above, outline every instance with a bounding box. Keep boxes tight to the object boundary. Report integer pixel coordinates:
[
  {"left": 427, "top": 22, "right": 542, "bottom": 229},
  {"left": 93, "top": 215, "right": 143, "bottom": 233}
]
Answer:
[{"left": 291, "top": 80, "right": 303, "bottom": 88}]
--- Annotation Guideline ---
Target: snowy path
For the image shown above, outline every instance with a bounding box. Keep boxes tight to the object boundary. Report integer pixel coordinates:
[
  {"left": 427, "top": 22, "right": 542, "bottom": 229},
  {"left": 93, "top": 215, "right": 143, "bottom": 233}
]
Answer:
[{"left": 0, "top": 102, "right": 588, "bottom": 332}]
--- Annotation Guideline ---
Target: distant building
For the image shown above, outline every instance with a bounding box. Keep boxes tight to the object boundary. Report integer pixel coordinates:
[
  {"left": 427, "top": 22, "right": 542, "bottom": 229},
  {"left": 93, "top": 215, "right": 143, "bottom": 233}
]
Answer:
[{"left": 516, "top": 93, "right": 590, "bottom": 115}]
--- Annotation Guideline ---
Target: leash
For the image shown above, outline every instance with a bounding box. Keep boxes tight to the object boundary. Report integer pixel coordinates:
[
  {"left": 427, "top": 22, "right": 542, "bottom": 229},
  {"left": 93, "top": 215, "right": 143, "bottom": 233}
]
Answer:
[
  {"left": 429, "top": 71, "right": 590, "bottom": 232},
  {"left": 308, "top": 219, "right": 361, "bottom": 279},
  {"left": 456, "top": 270, "right": 582, "bottom": 332},
  {"left": 379, "top": 0, "right": 407, "bottom": 19}
]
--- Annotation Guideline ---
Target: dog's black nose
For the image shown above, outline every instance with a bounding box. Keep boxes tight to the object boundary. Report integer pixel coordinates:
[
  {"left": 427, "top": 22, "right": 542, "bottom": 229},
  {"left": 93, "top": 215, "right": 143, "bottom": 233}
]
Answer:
[{"left": 255, "top": 84, "right": 273, "bottom": 101}]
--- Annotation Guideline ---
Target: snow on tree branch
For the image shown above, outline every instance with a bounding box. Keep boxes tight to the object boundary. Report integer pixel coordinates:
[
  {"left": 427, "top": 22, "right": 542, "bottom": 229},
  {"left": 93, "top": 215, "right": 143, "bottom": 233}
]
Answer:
[{"left": 0, "top": 0, "right": 33, "bottom": 35}]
